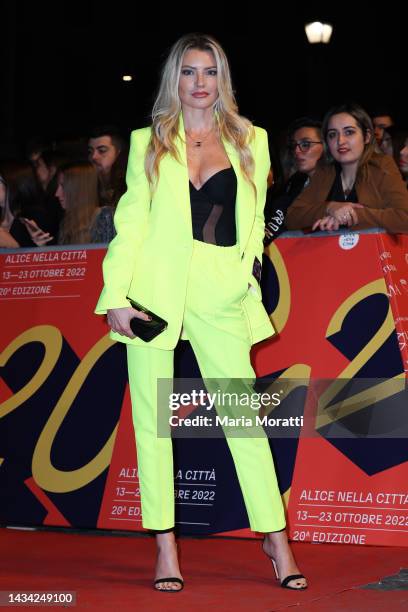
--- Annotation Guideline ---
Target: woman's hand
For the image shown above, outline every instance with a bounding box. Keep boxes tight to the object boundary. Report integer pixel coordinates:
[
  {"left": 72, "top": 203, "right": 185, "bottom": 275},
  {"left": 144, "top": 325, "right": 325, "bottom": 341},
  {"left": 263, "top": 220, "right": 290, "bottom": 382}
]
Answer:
[
  {"left": 325, "top": 202, "right": 364, "bottom": 227},
  {"left": 107, "top": 306, "right": 150, "bottom": 339},
  {"left": 21, "top": 218, "right": 54, "bottom": 246},
  {"left": 312, "top": 216, "right": 340, "bottom": 232}
]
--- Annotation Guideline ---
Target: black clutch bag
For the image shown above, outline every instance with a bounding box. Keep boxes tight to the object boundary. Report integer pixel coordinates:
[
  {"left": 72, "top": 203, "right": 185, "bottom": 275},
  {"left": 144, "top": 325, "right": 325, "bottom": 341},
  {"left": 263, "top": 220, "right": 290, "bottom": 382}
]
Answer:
[{"left": 126, "top": 297, "right": 168, "bottom": 342}]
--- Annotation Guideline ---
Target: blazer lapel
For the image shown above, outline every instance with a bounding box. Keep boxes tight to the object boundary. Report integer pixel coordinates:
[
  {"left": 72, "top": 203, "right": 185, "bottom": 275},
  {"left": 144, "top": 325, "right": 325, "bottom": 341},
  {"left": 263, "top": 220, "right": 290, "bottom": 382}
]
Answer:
[
  {"left": 223, "top": 139, "right": 255, "bottom": 257},
  {"left": 158, "top": 115, "right": 192, "bottom": 226}
]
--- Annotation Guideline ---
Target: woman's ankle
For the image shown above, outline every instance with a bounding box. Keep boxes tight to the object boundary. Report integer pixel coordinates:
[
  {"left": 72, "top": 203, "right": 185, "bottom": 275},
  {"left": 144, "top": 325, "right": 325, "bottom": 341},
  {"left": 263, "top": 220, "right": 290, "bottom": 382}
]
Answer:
[{"left": 155, "top": 531, "right": 177, "bottom": 550}]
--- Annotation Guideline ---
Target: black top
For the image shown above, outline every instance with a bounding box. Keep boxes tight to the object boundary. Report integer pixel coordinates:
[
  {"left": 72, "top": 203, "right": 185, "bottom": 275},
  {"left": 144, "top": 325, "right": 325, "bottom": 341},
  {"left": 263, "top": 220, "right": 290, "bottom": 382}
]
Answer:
[
  {"left": 189, "top": 167, "right": 237, "bottom": 246},
  {"left": 264, "top": 171, "right": 310, "bottom": 245},
  {"left": 327, "top": 163, "right": 358, "bottom": 203}
]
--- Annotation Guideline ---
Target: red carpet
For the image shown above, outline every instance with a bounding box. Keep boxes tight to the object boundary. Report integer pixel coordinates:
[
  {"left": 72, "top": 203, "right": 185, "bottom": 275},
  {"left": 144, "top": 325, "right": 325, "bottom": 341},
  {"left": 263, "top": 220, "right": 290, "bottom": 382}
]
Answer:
[{"left": 0, "top": 527, "right": 407, "bottom": 610}]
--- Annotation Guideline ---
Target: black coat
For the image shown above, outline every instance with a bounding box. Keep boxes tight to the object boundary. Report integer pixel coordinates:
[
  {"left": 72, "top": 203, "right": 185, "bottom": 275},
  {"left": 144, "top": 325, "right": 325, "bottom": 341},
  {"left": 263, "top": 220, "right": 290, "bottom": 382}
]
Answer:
[{"left": 264, "top": 172, "right": 309, "bottom": 245}]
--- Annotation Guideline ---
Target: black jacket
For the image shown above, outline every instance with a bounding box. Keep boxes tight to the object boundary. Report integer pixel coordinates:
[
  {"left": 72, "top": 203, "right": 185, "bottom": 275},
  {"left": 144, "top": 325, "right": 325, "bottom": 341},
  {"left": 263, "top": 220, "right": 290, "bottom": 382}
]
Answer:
[{"left": 264, "top": 172, "right": 309, "bottom": 245}]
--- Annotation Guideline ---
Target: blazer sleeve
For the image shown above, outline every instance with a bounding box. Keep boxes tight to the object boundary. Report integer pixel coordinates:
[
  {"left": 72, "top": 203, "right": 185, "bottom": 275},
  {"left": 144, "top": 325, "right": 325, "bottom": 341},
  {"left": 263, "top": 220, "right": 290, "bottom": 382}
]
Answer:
[
  {"left": 95, "top": 129, "right": 151, "bottom": 314},
  {"left": 355, "top": 157, "right": 408, "bottom": 233},
  {"left": 285, "top": 167, "right": 332, "bottom": 230}
]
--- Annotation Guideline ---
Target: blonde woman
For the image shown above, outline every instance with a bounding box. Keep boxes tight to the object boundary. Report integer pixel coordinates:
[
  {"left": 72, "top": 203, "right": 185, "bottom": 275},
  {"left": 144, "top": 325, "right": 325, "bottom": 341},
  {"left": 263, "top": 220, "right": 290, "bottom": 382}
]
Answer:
[{"left": 96, "top": 33, "right": 307, "bottom": 593}]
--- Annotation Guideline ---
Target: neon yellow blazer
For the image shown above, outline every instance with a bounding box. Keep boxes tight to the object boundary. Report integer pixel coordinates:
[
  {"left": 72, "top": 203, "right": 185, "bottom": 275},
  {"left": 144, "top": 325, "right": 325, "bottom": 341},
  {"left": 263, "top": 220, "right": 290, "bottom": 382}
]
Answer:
[{"left": 95, "top": 116, "right": 274, "bottom": 348}]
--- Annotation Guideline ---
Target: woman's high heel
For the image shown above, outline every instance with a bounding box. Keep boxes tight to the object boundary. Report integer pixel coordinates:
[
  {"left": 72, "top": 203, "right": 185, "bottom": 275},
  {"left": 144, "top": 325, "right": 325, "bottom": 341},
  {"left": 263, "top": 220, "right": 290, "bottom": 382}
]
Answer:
[
  {"left": 271, "top": 558, "right": 279, "bottom": 580},
  {"left": 263, "top": 538, "right": 308, "bottom": 590},
  {"left": 270, "top": 558, "right": 307, "bottom": 590},
  {"left": 154, "top": 531, "right": 184, "bottom": 592}
]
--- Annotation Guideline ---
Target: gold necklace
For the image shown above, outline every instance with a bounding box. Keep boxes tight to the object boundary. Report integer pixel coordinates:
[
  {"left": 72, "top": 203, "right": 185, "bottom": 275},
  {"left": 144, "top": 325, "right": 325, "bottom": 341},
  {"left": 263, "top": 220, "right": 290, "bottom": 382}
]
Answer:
[{"left": 185, "top": 127, "right": 215, "bottom": 147}]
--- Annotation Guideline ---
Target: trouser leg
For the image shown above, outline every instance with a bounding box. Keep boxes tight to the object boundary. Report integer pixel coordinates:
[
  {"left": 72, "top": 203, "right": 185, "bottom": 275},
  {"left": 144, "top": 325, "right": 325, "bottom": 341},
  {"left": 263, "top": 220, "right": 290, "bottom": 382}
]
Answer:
[
  {"left": 184, "top": 241, "right": 286, "bottom": 532},
  {"left": 126, "top": 344, "right": 175, "bottom": 530}
]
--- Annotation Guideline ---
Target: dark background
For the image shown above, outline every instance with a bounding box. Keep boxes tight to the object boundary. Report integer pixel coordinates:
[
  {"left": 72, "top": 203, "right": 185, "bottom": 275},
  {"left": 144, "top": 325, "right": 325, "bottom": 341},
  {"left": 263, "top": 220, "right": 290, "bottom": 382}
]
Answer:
[{"left": 1, "top": 0, "right": 405, "bottom": 156}]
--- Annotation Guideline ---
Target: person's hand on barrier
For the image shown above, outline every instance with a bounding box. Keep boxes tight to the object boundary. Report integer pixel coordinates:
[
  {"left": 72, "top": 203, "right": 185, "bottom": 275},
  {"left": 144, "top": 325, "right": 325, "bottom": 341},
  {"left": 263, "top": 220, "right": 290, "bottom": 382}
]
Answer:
[
  {"left": 325, "top": 202, "right": 364, "bottom": 227},
  {"left": 21, "top": 218, "right": 54, "bottom": 246},
  {"left": 312, "top": 216, "right": 340, "bottom": 232},
  {"left": 107, "top": 306, "right": 150, "bottom": 339}
]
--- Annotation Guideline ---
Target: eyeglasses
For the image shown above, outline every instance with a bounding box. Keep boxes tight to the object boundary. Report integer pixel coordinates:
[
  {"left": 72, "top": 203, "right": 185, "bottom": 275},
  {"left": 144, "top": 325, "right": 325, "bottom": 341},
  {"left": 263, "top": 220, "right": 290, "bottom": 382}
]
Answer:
[{"left": 288, "top": 140, "right": 323, "bottom": 153}]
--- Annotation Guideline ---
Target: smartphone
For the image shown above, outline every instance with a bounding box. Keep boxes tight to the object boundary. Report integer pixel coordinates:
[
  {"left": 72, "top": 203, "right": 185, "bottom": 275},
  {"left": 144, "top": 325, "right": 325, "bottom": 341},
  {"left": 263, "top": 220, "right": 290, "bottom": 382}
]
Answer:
[{"left": 21, "top": 218, "right": 40, "bottom": 230}]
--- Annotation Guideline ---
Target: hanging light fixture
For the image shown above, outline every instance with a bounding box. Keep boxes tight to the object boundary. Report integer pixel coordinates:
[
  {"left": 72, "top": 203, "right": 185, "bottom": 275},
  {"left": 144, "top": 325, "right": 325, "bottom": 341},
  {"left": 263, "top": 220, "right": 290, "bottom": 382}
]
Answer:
[{"left": 305, "top": 21, "right": 333, "bottom": 44}]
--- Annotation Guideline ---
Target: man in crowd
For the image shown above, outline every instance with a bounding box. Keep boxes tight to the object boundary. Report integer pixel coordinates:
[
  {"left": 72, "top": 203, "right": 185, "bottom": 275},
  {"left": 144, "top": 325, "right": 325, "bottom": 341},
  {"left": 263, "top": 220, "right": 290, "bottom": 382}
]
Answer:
[{"left": 87, "top": 126, "right": 128, "bottom": 207}]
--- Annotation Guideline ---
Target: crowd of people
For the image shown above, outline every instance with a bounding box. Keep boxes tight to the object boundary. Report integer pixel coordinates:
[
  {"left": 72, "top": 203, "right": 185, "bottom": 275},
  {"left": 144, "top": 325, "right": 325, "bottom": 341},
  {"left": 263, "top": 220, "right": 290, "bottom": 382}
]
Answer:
[
  {"left": 0, "top": 126, "right": 127, "bottom": 248},
  {"left": 264, "top": 106, "right": 408, "bottom": 243},
  {"left": 1, "top": 105, "right": 407, "bottom": 251}
]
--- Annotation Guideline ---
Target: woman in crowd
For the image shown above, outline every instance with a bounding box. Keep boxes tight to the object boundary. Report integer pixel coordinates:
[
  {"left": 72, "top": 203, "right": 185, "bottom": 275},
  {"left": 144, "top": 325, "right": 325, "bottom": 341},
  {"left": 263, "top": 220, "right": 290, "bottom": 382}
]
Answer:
[
  {"left": 24, "top": 162, "right": 115, "bottom": 246},
  {"left": 264, "top": 117, "right": 323, "bottom": 243},
  {"left": 285, "top": 103, "right": 408, "bottom": 232},
  {"left": 0, "top": 161, "right": 56, "bottom": 247},
  {"left": 0, "top": 175, "right": 19, "bottom": 248},
  {"left": 56, "top": 161, "right": 115, "bottom": 244},
  {"left": 56, "top": 161, "right": 99, "bottom": 244},
  {"left": 95, "top": 33, "right": 307, "bottom": 593}
]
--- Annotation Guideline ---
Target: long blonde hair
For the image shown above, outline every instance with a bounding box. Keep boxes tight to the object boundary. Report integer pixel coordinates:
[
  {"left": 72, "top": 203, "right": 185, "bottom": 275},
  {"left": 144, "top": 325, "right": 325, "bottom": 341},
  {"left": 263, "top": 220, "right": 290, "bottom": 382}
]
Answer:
[
  {"left": 58, "top": 162, "right": 99, "bottom": 244},
  {"left": 145, "top": 33, "right": 255, "bottom": 189}
]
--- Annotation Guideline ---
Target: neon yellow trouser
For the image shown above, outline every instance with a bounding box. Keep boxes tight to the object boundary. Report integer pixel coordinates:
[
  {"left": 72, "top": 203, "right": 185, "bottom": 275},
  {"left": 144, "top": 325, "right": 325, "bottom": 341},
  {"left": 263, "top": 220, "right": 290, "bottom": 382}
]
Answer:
[{"left": 126, "top": 240, "right": 286, "bottom": 532}]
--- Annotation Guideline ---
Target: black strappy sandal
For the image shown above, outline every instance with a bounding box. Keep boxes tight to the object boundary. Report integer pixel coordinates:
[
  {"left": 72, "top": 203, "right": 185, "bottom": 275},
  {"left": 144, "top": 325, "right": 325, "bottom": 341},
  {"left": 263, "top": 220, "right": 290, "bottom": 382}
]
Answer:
[
  {"left": 262, "top": 536, "right": 307, "bottom": 590},
  {"left": 270, "top": 558, "right": 307, "bottom": 590}
]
